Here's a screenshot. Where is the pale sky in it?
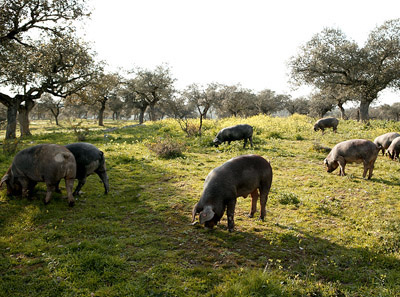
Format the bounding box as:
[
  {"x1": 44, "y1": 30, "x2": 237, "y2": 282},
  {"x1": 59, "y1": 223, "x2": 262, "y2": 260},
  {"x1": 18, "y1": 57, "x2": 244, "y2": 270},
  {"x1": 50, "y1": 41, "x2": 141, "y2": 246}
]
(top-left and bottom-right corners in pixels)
[{"x1": 81, "y1": 0, "x2": 400, "y2": 105}]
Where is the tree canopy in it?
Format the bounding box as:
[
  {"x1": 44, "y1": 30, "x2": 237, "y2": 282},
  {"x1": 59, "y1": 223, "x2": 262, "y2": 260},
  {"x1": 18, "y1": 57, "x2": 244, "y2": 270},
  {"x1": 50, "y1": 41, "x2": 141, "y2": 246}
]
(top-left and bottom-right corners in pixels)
[{"x1": 290, "y1": 19, "x2": 400, "y2": 121}]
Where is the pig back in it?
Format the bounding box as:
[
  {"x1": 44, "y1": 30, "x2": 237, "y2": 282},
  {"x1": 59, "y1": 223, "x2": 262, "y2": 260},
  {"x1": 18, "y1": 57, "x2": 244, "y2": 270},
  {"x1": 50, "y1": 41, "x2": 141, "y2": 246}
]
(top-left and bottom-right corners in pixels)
[
  {"x1": 330, "y1": 139, "x2": 379, "y2": 163},
  {"x1": 12, "y1": 144, "x2": 76, "y2": 183},
  {"x1": 374, "y1": 132, "x2": 400, "y2": 149},
  {"x1": 65, "y1": 142, "x2": 105, "y2": 179},
  {"x1": 204, "y1": 154, "x2": 272, "y2": 198},
  {"x1": 218, "y1": 124, "x2": 253, "y2": 141},
  {"x1": 316, "y1": 117, "x2": 338, "y2": 128}
]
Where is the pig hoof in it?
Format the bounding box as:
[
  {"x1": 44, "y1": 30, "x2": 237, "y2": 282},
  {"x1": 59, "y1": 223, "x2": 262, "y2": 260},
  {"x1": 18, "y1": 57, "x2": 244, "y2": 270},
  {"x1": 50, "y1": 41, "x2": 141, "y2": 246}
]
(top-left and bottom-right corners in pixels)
[
  {"x1": 68, "y1": 201, "x2": 75, "y2": 207},
  {"x1": 55, "y1": 189, "x2": 61, "y2": 194},
  {"x1": 44, "y1": 200, "x2": 50, "y2": 205},
  {"x1": 247, "y1": 214, "x2": 254, "y2": 218},
  {"x1": 228, "y1": 228, "x2": 234, "y2": 232}
]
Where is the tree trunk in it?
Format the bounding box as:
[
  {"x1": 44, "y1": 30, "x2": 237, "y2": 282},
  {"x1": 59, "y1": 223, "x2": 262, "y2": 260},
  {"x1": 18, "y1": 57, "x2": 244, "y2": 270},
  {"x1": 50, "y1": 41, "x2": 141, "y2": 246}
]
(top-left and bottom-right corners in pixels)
[
  {"x1": 337, "y1": 102, "x2": 347, "y2": 120},
  {"x1": 138, "y1": 106, "x2": 146, "y2": 124},
  {"x1": 6, "y1": 102, "x2": 19, "y2": 139},
  {"x1": 198, "y1": 114, "x2": 203, "y2": 136},
  {"x1": 98, "y1": 102, "x2": 106, "y2": 126},
  {"x1": 149, "y1": 103, "x2": 156, "y2": 121},
  {"x1": 18, "y1": 98, "x2": 36, "y2": 137},
  {"x1": 359, "y1": 101, "x2": 371, "y2": 122}
]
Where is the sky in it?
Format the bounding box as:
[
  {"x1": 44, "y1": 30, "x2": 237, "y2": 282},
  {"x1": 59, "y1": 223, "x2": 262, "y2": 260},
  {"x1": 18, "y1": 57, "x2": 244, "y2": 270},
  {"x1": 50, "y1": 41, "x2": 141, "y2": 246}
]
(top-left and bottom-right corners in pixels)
[{"x1": 80, "y1": 0, "x2": 400, "y2": 105}]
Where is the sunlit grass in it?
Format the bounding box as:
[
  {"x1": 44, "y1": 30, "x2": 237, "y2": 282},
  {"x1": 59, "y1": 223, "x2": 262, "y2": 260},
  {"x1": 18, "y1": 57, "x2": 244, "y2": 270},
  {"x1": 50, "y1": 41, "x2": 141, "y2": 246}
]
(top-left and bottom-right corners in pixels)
[{"x1": 1, "y1": 115, "x2": 400, "y2": 296}]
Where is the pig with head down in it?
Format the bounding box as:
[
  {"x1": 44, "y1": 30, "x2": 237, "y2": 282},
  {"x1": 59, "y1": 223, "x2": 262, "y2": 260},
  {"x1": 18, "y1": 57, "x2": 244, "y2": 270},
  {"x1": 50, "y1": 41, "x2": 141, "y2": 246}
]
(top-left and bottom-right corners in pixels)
[
  {"x1": 386, "y1": 136, "x2": 400, "y2": 161},
  {"x1": 213, "y1": 124, "x2": 253, "y2": 148},
  {"x1": 0, "y1": 144, "x2": 76, "y2": 206},
  {"x1": 191, "y1": 154, "x2": 273, "y2": 232},
  {"x1": 313, "y1": 117, "x2": 339, "y2": 134},
  {"x1": 373, "y1": 132, "x2": 400, "y2": 156},
  {"x1": 324, "y1": 139, "x2": 380, "y2": 179}
]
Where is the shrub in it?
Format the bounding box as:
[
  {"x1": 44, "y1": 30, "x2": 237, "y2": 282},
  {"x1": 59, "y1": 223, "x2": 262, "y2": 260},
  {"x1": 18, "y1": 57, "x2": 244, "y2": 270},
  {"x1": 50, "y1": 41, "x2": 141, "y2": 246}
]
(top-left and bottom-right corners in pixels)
[
  {"x1": 147, "y1": 137, "x2": 184, "y2": 159},
  {"x1": 267, "y1": 131, "x2": 283, "y2": 139},
  {"x1": 2, "y1": 138, "x2": 19, "y2": 155},
  {"x1": 277, "y1": 192, "x2": 300, "y2": 205}
]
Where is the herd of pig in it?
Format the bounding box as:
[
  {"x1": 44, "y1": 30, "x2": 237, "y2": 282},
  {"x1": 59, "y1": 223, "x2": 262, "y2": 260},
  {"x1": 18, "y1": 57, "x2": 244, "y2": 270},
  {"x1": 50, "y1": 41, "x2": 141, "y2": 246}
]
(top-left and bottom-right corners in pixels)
[
  {"x1": 1, "y1": 117, "x2": 400, "y2": 232},
  {"x1": 0, "y1": 143, "x2": 109, "y2": 207}
]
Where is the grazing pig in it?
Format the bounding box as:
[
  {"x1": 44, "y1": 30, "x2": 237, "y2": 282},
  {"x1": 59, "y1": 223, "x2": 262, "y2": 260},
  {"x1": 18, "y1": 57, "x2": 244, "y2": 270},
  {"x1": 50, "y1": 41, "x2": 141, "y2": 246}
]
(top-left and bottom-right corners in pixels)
[
  {"x1": 387, "y1": 136, "x2": 400, "y2": 160},
  {"x1": 191, "y1": 154, "x2": 273, "y2": 232},
  {"x1": 324, "y1": 139, "x2": 380, "y2": 179},
  {"x1": 64, "y1": 142, "x2": 109, "y2": 196},
  {"x1": 313, "y1": 117, "x2": 339, "y2": 134},
  {"x1": 213, "y1": 124, "x2": 253, "y2": 148},
  {"x1": 373, "y1": 132, "x2": 400, "y2": 155},
  {"x1": 0, "y1": 144, "x2": 76, "y2": 206}
]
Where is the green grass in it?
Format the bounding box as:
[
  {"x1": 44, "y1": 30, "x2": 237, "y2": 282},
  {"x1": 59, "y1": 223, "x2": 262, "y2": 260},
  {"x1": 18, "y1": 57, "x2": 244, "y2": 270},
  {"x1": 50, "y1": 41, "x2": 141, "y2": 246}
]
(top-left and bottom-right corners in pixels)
[{"x1": 1, "y1": 115, "x2": 400, "y2": 296}]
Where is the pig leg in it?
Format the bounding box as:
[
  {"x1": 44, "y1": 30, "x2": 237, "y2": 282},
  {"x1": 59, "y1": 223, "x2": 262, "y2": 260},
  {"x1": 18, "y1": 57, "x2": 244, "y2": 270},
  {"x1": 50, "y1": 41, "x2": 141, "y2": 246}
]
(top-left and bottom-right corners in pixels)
[
  {"x1": 96, "y1": 169, "x2": 110, "y2": 194},
  {"x1": 65, "y1": 178, "x2": 75, "y2": 207},
  {"x1": 337, "y1": 158, "x2": 346, "y2": 176},
  {"x1": 367, "y1": 161, "x2": 375, "y2": 179},
  {"x1": 27, "y1": 180, "x2": 37, "y2": 198},
  {"x1": 226, "y1": 198, "x2": 237, "y2": 232},
  {"x1": 259, "y1": 185, "x2": 271, "y2": 221},
  {"x1": 44, "y1": 183, "x2": 56, "y2": 205},
  {"x1": 248, "y1": 189, "x2": 259, "y2": 218},
  {"x1": 249, "y1": 136, "x2": 253, "y2": 147},
  {"x1": 54, "y1": 181, "x2": 61, "y2": 194},
  {"x1": 72, "y1": 178, "x2": 86, "y2": 196},
  {"x1": 19, "y1": 178, "x2": 30, "y2": 199},
  {"x1": 243, "y1": 138, "x2": 247, "y2": 148}
]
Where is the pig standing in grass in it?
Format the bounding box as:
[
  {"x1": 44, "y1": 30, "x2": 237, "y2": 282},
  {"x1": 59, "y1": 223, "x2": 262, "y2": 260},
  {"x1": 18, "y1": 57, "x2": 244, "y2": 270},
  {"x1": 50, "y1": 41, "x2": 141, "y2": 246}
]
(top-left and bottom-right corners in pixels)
[
  {"x1": 324, "y1": 139, "x2": 380, "y2": 179},
  {"x1": 387, "y1": 136, "x2": 400, "y2": 160},
  {"x1": 373, "y1": 132, "x2": 400, "y2": 155},
  {"x1": 313, "y1": 117, "x2": 339, "y2": 134},
  {"x1": 0, "y1": 144, "x2": 76, "y2": 206},
  {"x1": 64, "y1": 142, "x2": 109, "y2": 196},
  {"x1": 191, "y1": 154, "x2": 272, "y2": 232},
  {"x1": 213, "y1": 124, "x2": 253, "y2": 148}
]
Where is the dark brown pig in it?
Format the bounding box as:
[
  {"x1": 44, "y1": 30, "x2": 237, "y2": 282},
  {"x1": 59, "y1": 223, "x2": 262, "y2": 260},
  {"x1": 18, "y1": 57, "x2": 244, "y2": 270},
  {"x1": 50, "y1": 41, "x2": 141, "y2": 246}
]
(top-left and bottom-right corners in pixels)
[
  {"x1": 213, "y1": 124, "x2": 253, "y2": 148},
  {"x1": 65, "y1": 142, "x2": 109, "y2": 196},
  {"x1": 0, "y1": 144, "x2": 76, "y2": 206},
  {"x1": 387, "y1": 136, "x2": 400, "y2": 160},
  {"x1": 313, "y1": 117, "x2": 339, "y2": 134},
  {"x1": 191, "y1": 154, "x2": 273, "y2": 232},
  {"x1": 324, "y1": 139, "x2": 380, "y2": 179},
  {"x1": 373, "y1": 132, "x2": 400, "y2": 155}
]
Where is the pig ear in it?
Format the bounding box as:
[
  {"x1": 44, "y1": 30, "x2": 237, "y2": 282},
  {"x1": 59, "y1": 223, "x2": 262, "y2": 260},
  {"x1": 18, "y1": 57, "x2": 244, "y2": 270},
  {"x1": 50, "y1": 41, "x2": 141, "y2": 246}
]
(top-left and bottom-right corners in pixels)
[
  {"x1": 0, "y1": 174, "x2": 9, "y2": 188},
  {"x1": 199, "y1": 206, "x2": 215, "y2": 224}
]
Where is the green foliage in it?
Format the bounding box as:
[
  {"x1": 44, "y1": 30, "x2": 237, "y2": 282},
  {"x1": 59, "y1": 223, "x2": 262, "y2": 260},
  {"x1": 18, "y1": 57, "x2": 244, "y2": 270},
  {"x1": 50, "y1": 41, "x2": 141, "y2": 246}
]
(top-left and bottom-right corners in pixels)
[
  {"x1": 1, "y1": 116, "x2": 400, "y2": 297},
  {"x1": 146, "y1": 136, "x2": 184, "y2": 159},
  {"x1": 277, "y1": 192, "x2": 301, "y2": 205}
]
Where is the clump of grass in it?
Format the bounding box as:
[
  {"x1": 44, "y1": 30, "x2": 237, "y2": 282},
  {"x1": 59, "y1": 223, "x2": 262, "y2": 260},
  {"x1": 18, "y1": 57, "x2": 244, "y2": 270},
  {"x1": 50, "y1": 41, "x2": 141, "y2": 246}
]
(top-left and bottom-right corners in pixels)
[
  {"x1": 2, "y1": 138, "x2": 19, "y2": 155},
  {"x1": 311, "y1": 142, "x2": 331, "y2": 154},
  {"x1": 277, "y1": 192, "x2": 300, "y2": 205},
  {"x1": 294, "y1": 134, "x2": 304, "y2": 141},
  {"x1": 69, "y1": 120, "x2": 89, "y2": 141},
  {"x1": 267, "y1": 131, "x2": 283, "y2": 139},
  {"x1": 147, "y1": 137, "x2": 184, "y2": 159}
]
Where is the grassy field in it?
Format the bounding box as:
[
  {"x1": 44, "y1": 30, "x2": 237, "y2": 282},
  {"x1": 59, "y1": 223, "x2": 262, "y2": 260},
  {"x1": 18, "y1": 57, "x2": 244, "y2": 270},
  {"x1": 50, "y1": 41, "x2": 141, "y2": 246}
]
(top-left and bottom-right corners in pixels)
[{"x1": 1, "y1": 115, "x2": 400, "y2": 297}]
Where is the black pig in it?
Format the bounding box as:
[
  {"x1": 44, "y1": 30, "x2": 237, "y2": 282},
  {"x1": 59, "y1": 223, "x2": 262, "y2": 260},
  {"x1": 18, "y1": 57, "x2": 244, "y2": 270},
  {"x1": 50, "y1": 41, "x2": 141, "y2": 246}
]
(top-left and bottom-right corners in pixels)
[
  {"x1": 314, "y1": 117, "x2": 339, "y2": 134},
  {"x1": 191, "y1": 154, "x2": 273, "y2": 232},
  {"x1": 64, "y1": 142, "x2": 109, "y2": 196},
  {"x1": 213, "y1": 124, "x2": 253, "y2": 148}
]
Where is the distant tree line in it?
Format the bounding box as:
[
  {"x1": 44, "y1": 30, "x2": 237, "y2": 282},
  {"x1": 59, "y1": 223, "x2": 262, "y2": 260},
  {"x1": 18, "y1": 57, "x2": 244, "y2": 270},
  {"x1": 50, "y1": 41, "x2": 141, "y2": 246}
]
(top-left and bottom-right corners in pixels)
[{"x1": 1, "y1": 2, "x2": 400, "y2": 140}]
